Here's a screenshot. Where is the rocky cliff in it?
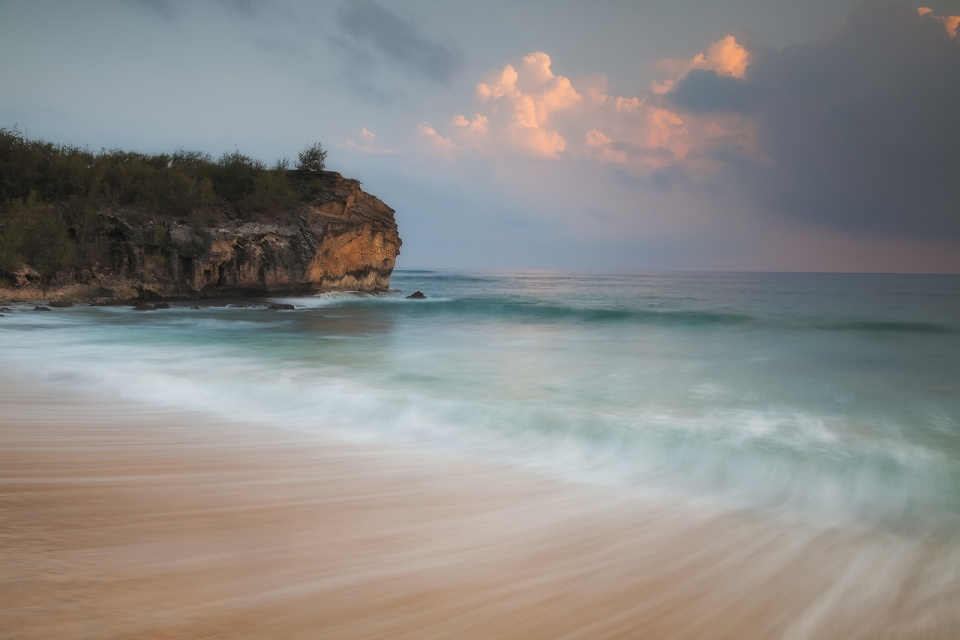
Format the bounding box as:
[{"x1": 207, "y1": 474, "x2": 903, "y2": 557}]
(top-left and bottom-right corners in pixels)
[{"x1": 0, "y1": 171, "x2": 401, "y2": 303}]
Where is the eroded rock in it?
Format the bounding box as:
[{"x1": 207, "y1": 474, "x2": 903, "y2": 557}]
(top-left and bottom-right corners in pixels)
[{"x1": 0, "y1": 172, "x2": 401, "y2": 305}]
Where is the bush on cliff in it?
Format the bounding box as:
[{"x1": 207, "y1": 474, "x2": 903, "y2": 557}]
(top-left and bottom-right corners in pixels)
[
  {"x1": 0, "y1": 127, "x2": 331, "y2": 279},
  {"x1": 0, "y1": 196, "x2": 72, "y2": 275},
  {"x1": 297, "y1": 142, "x2": 327, "y2": 172}
]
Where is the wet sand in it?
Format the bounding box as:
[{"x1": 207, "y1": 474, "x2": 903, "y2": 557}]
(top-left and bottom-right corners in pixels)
[{"x1": 2, "y1": 378, "x2": 959, "y2": 639}]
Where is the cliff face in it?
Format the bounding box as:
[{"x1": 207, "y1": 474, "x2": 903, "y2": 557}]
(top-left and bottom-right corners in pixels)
[{"x1": 1, "y1": 172, "x2": 401, "y2": 303}]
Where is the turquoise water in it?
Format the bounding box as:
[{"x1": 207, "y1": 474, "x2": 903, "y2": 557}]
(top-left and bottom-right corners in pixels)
[{"x1": 2, "y1": 271, "x2": 959, "y2": 535}]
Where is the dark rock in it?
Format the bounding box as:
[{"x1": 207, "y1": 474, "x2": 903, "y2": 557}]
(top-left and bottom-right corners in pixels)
[
  {"x1": 267, "y1": 303, "x2": 296, "y2": 310},
  {"x1": 49, "y1": 301, "x2": 73, "y2": 308},
  {"x1": 0, "y1": 307, "x2": 10, "y2": 312},
  {"x1": 132, "y1": 303, "x2": 157, "y2": 311},
  {"x1": 406, "y1": 290, "x2": 426, "y2": 299},
  {"x1": 33, "y1": 306, "x2": 51, "y2": 311},
  {"x1": 155, "y1": 302, "x2": 170, "y2": 309},
  {"x1": 191, "y1": 306, "x2": 201, "y2": 310}
]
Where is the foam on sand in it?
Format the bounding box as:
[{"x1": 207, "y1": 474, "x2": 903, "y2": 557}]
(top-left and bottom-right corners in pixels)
[{"x1": 2, "y1": 376, "x2": 958, "y2": 639}]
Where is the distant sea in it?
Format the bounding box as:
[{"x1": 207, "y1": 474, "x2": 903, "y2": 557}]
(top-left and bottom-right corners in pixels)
[{"x1": 2, "y1": 271, "x2": 959, "y2": 538}]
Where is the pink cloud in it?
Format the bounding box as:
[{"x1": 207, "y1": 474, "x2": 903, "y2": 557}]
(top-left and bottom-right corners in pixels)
[
  {"x1": 417, "y1": 123, "x2": 455, "y2": 157},
  {"x1": 917, "y1": 8, "x2": 960, "y2": 38},
  {"x1": 651, "y1": 35, "x2": 750, "y2": 94},
  {"x1": 345, "y1": 128, "x2": 396, "y2": 154},
  {"x1": 944, "y1": 15, "x2": 960, "y2": 38},
  {"x1": 418, "y1": 46, "x2": 746, "y2": 171},
  {"x1": 471, "y1": 52, "x2": 582, "y2": 158}
]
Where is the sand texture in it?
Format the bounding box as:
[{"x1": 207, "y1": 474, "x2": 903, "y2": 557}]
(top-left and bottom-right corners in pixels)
[{"x1": 2, "y1": 379, "x2": 959, "y2": 639}]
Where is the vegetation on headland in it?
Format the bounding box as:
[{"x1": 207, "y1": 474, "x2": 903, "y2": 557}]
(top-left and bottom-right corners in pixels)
[{"x1": 0, "y1": 126, "x2": 330, "y2": 279}]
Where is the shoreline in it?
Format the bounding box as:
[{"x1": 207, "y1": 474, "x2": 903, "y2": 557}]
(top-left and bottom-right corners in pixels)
[
  {"x1": 0, "y1": 286, "x2": 399, "y2": 307},
  {"x1": 2, "y1": 377, "x2": 959, "y2": 638}
]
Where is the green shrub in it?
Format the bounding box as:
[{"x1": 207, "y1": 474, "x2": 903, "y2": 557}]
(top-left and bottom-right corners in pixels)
[
  {"x1": 297, "y1": 142, "x2": 327, "y2": 172},
  {"x1": 0, "y1": 127, "x2": 331, "y2": 276},
  {"x1": 0, "y1": 196, "x2": 72, "y2": 275}
]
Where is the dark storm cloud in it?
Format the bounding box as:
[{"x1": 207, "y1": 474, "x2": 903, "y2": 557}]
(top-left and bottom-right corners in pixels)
[
  {"x1": 739, "y1": 1, "x2": 960, "y2": 237},
  {"x1": 335, "y1": 0, "x2": 464, "y2": 86},
  {"x1": 667, "y1": 70, "x2": 771, "y2": 114}
]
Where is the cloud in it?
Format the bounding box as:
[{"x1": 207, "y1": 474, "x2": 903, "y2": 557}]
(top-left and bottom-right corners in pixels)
[
  {"x1": 471, "y1": 52, "x2": 581, "y2": 158},
  {"x1": 417, "y1": 123, "x2": 455, "y2": 157},
  {"x1": 701, "y1": 35, "x2": 750, "y2": 78},
  {"x1": 943, "y1": 15, "x2": 960, "y2": 38},
  {"x1": 415, "y1": 1, "x2": 959, "y2": 242},
  {"x1": 335, "y1": 0, "x2": 464, "y2": 86},
  {"x1": 667, "y1": 70, "x2": 771, "y2": 114},
  {"x1": 345, "y1": 128, "x2": 395, "y2": 154},
  {"x1": 737, "y1": 0, "x2": 960, "y2": 237},
  {"x1": 651, "y1": 35, "x2": 750, "y2": 93},
  {"x1": 418, "y1": 43, "x2": 744, "y2": 167}
]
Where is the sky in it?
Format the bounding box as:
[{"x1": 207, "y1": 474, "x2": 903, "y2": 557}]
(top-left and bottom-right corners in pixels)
[{"x1": 1, "y1": 0, "x2": 959, "y2": 272}]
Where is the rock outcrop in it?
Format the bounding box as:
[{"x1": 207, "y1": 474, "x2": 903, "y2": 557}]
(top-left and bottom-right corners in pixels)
[{"x1": 0, "y1": 171, "x2": 401, "y2": 303}]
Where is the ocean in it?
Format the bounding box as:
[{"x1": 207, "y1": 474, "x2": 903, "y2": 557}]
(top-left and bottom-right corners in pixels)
[{"x1": 2, "y1": 270, "x2": 959, "y2": 539}]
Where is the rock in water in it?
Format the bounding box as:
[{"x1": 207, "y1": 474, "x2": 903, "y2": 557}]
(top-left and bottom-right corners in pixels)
[
  {"x1": 132, "y1": 303, "x2": 157, "y2": 311},
  {"x1": 406, "y1": 291, "x2": 426, "y2": 299},
  {"x1": 33, "y1": 306, "x2": 51, "y2": 311},
  {"x1": 267, "y1": 303, "x2": 296, "y2": 310}
]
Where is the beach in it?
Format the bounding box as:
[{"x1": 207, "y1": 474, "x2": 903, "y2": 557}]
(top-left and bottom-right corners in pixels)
[{"x1": 3, "y1": 376, "x2": 959, "y2": 639}]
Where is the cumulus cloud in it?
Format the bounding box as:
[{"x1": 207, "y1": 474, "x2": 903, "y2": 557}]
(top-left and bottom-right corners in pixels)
[
  {"x1": 943, "y1": 15, "x2": 960, "y2": 37},
  {"x1": 471, "y1": 52, "x2": 581, "y2": 158},
  {"x1": 651, "y1": 35, "x2": 750, "y2": 93},
  {"x1": 345, "y1": 128, "x2": 395, "y2": 154},
  {"x1": 917, "y1": 6, "x2": 960, "y2": 37},
  {"x1": 417, "y1": 123, "x2": 455, "y2": 157},
  {"x1": 335, "y1": 0, "x2": 464, "y2": 86},
  {"x1": 417, "y1": 1, "x2": 959, "y2": 241},
  {"x1": 417, "y1": 40, "x2": 747, "y2": 168}
]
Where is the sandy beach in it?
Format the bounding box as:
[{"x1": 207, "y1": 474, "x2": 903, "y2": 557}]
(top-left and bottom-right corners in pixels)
[{"x1": 2, "y1": 377, "x2": 959, "y2": 639}]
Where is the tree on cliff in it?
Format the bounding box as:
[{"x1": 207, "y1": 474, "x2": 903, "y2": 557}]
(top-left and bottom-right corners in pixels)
[{"x1": 297, "y1": 142, "x2": 327, "y2": 172}]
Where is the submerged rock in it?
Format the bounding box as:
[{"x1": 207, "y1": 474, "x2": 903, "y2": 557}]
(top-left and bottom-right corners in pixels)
[
  {"x1": 155, "y1": 302, "x2": 170, "y2": 309},
  {"x1": 49, "y1": 301, "x2": 73, "y2": 308},
  {"x1": 267, "y1": 303, "x2": 296, "y2": 310},
  {"x1": 406, "y1": 290, "x2": 426, "y2": 299},
  {"x1": 132, "y1": 303, "x2": 157, "y2": 311},
  {"x1": 33, "y1": 306, "x2": 51, "y2": 311}
]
